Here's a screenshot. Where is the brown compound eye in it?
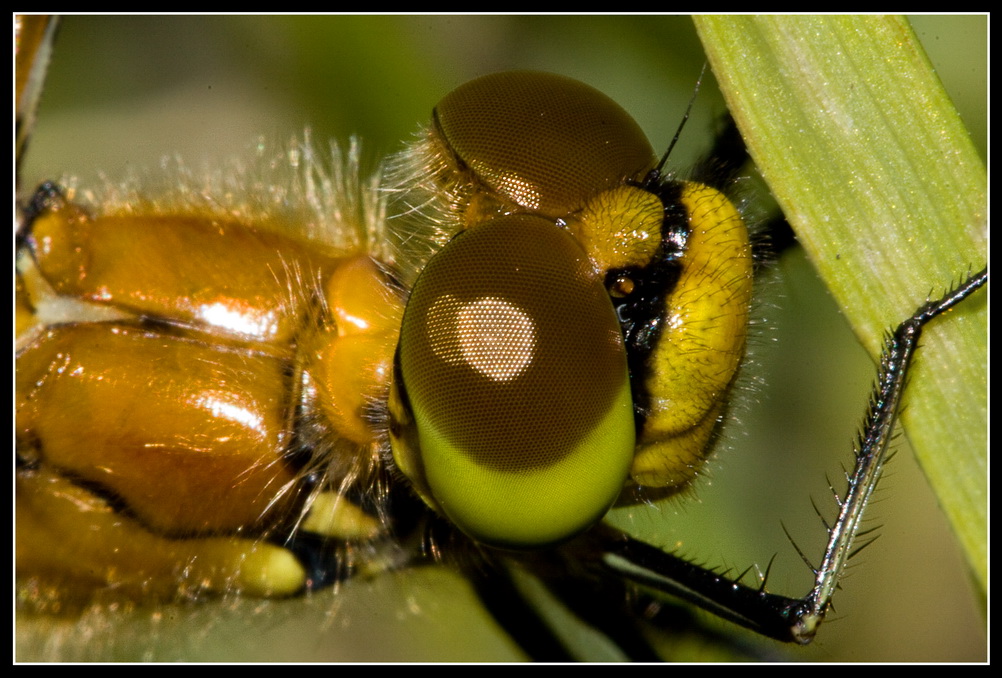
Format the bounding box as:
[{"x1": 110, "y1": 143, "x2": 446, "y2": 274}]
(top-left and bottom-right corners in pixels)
[
  {"x1": 390, "y1": 214, "x2": 634, "y2": 549},
  {"x1": 388, "y1": 70, "x2": 756, "y2": 549},
  {"x1": 432, "y1": 71, "x2": 657, "y2": 220}
]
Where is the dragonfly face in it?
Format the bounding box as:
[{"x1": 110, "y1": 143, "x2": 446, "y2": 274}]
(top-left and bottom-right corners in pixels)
[{"x1": 17, "y1": 16, "x2": 986, "y2": 661}]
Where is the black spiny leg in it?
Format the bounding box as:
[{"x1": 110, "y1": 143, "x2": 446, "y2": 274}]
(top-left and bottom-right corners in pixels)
[{"x1": 589, "y1": 267, "x2": 986, "y2": 644}]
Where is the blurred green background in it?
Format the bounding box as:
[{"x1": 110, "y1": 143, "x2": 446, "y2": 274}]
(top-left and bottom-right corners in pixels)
[{"x1": 18, "y1": 15, "x2": 986, "y2": 662}]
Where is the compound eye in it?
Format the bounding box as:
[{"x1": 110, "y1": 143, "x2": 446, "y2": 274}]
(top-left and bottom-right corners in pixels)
[
  {"x1": 393, "y1": 215, "x2": 635, "y2": 548},
  {"x1": 434, "y1": 71, "x2": 656, "y2": 218}
]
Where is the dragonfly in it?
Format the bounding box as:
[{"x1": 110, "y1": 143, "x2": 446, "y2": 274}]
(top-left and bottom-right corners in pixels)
[{"x1": 16, "y1": 16, "x2": 986, "y2": 662}]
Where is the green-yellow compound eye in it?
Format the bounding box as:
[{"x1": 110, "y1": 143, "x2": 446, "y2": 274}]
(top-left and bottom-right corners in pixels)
[{"x1": 390, "y1": 215, "x2": 634, "y2": 549}]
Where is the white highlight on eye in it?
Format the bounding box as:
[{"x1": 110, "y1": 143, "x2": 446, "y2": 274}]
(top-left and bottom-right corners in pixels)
[
  {"x1": 198, "y1": 302, "x2": 279, "y2": 338},
  {"x1": 427, "y1": 295, "x2": 536, "y2": 381},
  {"x1": 493, "y1": 171, "x2": 541, "y2": 210}
]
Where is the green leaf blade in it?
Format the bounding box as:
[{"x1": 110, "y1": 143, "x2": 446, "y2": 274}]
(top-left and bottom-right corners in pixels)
[{"x1": 694, "y1": 15, "x2": 987, "y2": 590}]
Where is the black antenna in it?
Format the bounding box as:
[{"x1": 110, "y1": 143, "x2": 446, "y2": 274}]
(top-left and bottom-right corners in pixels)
[{"x1": 651, "y1": 62, "x2": 709, "y2": 179}]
